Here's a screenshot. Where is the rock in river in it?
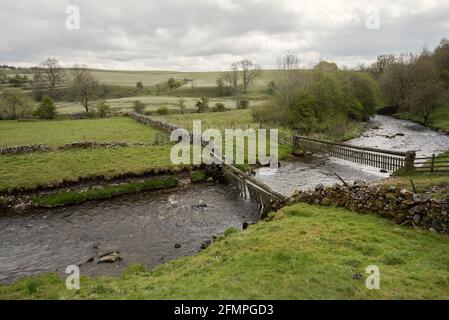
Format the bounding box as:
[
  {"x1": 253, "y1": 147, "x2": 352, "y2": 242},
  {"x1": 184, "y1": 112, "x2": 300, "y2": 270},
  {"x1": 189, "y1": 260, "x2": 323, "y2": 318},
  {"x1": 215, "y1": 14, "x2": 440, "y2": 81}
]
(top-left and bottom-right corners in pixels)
[{"x1": 98, "y1": 252, "x2": 122, "y2": 264}]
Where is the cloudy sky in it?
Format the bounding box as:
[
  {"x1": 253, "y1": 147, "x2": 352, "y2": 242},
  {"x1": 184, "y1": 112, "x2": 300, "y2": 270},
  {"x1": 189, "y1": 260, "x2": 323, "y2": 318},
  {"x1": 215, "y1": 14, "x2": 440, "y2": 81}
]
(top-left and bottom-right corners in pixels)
[{"x1": 1, "y1": 0, "x2": 448, "y2": 71}]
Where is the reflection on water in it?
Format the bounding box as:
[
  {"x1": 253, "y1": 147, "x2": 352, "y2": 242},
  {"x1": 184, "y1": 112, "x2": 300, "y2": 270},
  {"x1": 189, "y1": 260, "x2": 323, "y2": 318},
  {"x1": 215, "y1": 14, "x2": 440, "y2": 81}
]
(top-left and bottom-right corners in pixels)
[
  {"x1": 256, "y1": 115, "x2": 449, "y2": 196},
  {"x1": 0, "y1": 184, "x2": 258, "y2": 283}
]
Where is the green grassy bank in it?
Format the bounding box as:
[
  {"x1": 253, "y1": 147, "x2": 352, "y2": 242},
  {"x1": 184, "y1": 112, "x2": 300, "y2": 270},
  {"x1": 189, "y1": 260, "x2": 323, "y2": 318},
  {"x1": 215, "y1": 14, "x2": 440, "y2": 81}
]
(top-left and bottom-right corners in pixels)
[
  {"x1": 1, "y1": 203, "x2": 447, "y2": 300},
  {"x1": 31, "y1": 177, "x2": 180, "y2": 207},
  {"x1": 0, "y1": 145, "x2": 181, "y2": 192}
]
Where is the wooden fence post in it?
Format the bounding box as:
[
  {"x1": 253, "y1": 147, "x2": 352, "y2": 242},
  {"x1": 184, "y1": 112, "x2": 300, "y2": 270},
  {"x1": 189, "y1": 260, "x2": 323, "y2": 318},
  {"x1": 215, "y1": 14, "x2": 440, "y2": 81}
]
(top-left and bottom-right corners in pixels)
[
  {"x1": 404, "y1": 151, "x2": 416, "y2": 172},
  {"x1": 431, "y1": 154, "x2": 436, "y2": 173}
]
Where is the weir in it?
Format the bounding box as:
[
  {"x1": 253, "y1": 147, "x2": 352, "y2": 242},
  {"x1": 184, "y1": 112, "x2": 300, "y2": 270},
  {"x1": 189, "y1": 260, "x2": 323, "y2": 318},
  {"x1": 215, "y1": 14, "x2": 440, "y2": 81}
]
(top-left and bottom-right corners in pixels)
[
  {"x1": 129, "y1": 112, "x2": 286, "y2": 215},
  {"x1": 293, "y1": 135, "x2": 416, "y2": 172}
]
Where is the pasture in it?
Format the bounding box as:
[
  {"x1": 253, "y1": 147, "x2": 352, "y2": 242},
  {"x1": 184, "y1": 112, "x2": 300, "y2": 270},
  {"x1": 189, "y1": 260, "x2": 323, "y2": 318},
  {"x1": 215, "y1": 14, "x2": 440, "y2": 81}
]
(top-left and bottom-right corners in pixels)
[
  {"x1": 0, "y1": 117, "x2": 159, "y2": 147},
  {"x1": 0, "y1": 145, "x2": 179, "y2": 191},
  {"x1": 55, "y1": 96, "x2": 264, "y2": 115}
]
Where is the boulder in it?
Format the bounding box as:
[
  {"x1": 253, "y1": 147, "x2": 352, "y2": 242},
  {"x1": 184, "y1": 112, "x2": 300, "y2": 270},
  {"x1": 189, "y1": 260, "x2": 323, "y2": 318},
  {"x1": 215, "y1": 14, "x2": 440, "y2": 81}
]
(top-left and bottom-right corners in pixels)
[{"x1": 98, "y1": 252, "x2": 122, "y2": 264}]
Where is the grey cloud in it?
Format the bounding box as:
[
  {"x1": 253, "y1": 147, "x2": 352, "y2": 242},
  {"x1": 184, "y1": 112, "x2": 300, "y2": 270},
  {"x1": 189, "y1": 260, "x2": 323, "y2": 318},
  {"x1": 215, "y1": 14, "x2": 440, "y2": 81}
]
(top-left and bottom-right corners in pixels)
[{"x1": 0, "y1": 0, "x2": 448, "y2": 70}]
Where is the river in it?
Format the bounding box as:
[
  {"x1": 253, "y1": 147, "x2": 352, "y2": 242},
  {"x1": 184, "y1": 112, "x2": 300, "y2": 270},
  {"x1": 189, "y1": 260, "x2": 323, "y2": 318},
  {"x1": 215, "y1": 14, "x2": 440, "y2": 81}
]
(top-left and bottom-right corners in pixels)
[
  {"x1": 0, "y1": 184, "x2": 258, "y2": 283},
  {"x1": 2, "y1": 115, "x2": 449, "y2": 283},
  {"x1": 256, "y1": 115, "x2": 449, "y2": 196}
]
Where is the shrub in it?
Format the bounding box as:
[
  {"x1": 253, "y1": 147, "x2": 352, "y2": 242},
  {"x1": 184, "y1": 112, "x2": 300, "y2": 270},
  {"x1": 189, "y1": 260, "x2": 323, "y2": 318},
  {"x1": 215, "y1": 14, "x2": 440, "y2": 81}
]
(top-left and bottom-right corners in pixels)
[
  {"x1": 196, "y1": 97, "x2": 210, "y2": 113},
  {"x1": 236, "y1": 99, "x2": 249, "y2": 109},
  {"x1": 133, "y1": 100, "x2": 145, "y2": 114},
  {"x1": 95, "y1": 101, "x2": 111, "y2": 118},
  {"x1": 136, "y1": 81, "x2": 144, "y2": 90},
  {"x1": 157, "y1": 106, "x2": 169, "y2": 115},
  {"x1": 34, "y1": 95, "x2": 57, "y2": 119},
  {"x1": 215, "y1": 102, "x2": 226, "y2": 112}
]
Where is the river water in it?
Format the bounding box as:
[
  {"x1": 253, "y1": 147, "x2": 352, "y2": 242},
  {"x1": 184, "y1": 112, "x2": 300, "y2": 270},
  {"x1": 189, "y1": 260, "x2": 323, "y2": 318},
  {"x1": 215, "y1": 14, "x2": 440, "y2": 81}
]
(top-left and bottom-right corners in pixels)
[
  {"x1": 0, "y1": 184, "x2": 258, "y2": 283},
  {"x1": 256, "y1": 115, "x2": 449, "y2": 196},
  {"x1": 2, "y1": 115, "x2": 449, "y2": 283}
]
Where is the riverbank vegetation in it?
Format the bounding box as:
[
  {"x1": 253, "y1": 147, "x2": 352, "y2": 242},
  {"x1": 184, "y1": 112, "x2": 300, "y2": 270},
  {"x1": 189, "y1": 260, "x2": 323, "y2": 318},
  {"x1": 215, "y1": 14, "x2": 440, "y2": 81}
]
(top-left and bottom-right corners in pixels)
[
  {"x1": 31, "y1": 177, "x2": 179, "y2": 207},
  {"x1": 252, "y1": 55, "x2": 381, "y2": 141},
  {"x1": 362, "y1": 38, "x2": 449, "y2": 129},
  {"x1": 1, "y1": 203, "x2": 447, "y2": 299}
]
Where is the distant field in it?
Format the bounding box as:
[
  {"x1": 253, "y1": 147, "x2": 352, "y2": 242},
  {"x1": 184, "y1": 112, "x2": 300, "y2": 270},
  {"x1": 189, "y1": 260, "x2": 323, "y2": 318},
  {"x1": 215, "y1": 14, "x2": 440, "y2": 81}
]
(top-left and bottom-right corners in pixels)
[
  {"x1": 90, "y1": 69, "x2": 279, "y2": 90},
  {"x1": 0, "y1": 145, "x2": 179, "y2": 191},
  {"x1": 55, "y1": 96, "x2": 264, "y2": 115},
  {"x1": 0, "y1": 117, "x2": 158, "y2": 147}
]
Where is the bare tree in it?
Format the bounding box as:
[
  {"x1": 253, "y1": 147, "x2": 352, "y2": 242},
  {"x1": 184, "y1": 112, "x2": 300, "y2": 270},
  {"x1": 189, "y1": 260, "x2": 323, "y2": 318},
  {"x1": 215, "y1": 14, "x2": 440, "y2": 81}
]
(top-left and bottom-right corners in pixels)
[
  {"x1": 71, "y1": 64, "x2": 99, "y2": 113},
  {"x1": 404, "y1": 53, "x2": 446, "y2": 124},
  {"x1": 276, "y1": 52, "x2": 312, "y2": 107},
  {"x1": 379, "y1": 53, "x2": 418, "y2": 108},
  {"x1": 33, "y1": 58, "x2": 66, "y2": 95},
  {"x1": 239, "y1": 59, "x2": 262, "y2": 94}
]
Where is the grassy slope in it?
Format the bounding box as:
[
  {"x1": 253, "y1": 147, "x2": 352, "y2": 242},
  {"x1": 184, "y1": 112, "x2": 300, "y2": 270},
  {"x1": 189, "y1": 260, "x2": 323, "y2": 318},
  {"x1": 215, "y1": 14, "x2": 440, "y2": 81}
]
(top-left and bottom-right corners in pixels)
[
  {"x1": 1, "y1": 203, "x2": 447, "y2": 300},
  {"x1": 0, "y1": 145, "x2": 181, "y2": 191},
  {"x1": 396, "y1": 106, "x2": 449, "y2": 133},
  {"x1": 0, "y1": 117, "x2": 159, "y2": 147}
]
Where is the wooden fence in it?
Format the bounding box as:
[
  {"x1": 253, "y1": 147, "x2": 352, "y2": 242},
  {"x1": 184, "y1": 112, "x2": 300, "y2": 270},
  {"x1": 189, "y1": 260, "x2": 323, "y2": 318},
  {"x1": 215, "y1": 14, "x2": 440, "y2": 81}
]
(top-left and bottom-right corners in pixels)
[
  {"x1": 294, "y1": 135, "x2": 416, "y2": 172},
  {"x1": 414, "y1": 154, "x2": 449, "y2": 173}
]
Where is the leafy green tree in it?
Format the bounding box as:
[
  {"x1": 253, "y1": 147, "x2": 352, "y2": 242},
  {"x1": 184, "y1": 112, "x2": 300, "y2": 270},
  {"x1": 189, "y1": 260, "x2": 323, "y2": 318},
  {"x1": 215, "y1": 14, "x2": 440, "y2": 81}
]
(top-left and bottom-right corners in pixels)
[
  {"x1": 347, "y1": 72, "x2": 380, "y2": 118},
  {"x1": 0, "y1": 88, "x2": 35, "y2": 119},
  {"x1": 34, "y1": 95, "x2": 57, "y2": 119},
  {"x1": 314, "y1": 61, "x2": 338, "y2": 72}
]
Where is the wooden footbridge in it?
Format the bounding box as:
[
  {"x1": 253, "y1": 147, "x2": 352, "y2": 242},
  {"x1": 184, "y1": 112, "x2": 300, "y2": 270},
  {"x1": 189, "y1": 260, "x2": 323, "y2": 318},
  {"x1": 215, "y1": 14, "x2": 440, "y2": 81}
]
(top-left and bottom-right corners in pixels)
[
  {"x1": 293, "y1": 135, "x2": 416, "y2": 172},
  {"x1": 129, "y1": 113, "x2": 286, "y2": 216}
]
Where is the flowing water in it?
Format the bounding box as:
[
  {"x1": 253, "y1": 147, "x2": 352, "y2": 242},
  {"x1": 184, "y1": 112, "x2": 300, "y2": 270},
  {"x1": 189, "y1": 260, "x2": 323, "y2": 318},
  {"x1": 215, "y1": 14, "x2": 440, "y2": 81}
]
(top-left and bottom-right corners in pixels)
[
  {"x1": 256, "y1": 115, "x2": 449, "y2": 196},
  {"x1": 2, "y1": 115, "x2": 449, "y2": 283},
  {"x1": 0, "y1": 184, "x2": 258, "y2": 283}
]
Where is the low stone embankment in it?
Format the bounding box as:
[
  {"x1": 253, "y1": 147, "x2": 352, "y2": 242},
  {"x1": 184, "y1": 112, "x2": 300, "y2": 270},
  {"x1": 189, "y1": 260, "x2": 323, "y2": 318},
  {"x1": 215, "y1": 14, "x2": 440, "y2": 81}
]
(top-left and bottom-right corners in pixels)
[
  {"x1": 291, "y1": 181, "x2": 449, "y2": 234},
  {"x1": 0, "y1": 141, "x2": 148, "y2": 156}
]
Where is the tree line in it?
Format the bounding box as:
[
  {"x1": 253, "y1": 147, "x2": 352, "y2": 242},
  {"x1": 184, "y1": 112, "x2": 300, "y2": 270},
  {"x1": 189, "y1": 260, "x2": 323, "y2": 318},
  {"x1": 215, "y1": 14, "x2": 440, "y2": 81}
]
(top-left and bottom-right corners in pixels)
[
  {"x1": 359, "y1": 38, "x2": 449, "y2": 125},
  {"x1": 253, "y1": 53, "x2": 381, "y2": 138}
]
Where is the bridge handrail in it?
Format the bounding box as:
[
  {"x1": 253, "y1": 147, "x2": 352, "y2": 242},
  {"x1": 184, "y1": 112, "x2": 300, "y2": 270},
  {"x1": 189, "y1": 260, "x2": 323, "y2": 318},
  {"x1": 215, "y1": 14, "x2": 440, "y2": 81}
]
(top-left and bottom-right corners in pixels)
[{"x1": 294, "y1": 135, "x2": 408, "y2": 157}]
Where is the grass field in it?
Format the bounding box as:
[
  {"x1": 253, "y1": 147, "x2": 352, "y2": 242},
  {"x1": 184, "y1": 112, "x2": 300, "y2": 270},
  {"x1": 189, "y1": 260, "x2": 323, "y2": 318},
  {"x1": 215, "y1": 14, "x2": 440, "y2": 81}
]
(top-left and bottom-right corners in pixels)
[
  {"x1": 0, "y1": 117, "x2": 159, "y2": 147},
  {"x1": 55, "y1": 96, "x2": 264, "y2": 115},
  {"x1": 89, "y1": 69, "x2": 279, "y2": 90},
  {"x1": 1, "y1": 203, "x2": 447, "y2": 300},
  {"x1": 0, "y1": 145, "x2": 181, "y2": 191}
]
